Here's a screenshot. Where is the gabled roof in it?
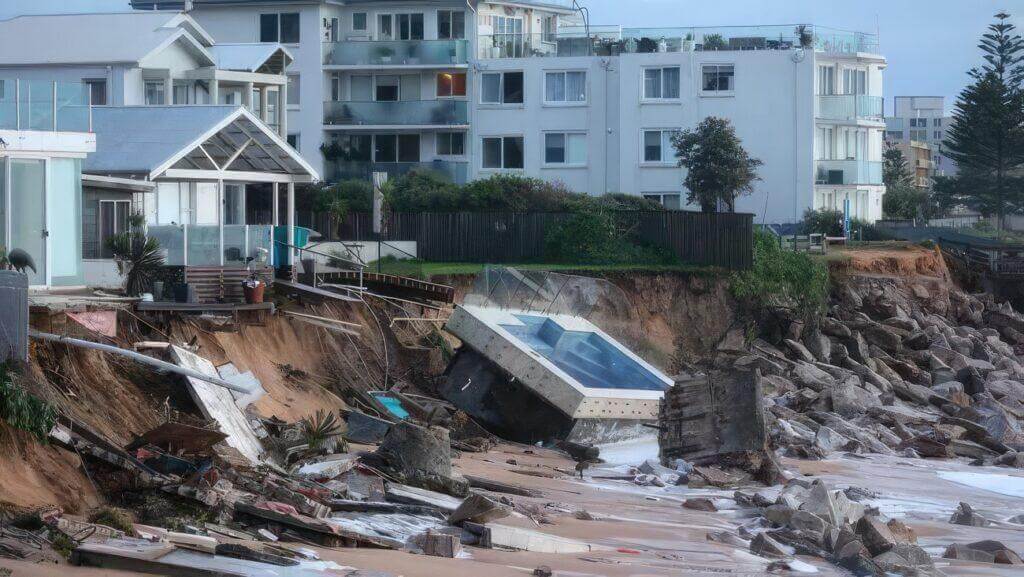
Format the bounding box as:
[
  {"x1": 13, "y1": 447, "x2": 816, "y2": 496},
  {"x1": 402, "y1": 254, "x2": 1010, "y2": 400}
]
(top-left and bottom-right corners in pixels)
[
  {"x1": 85, "y1": 105, "x2": 318, "y2": 182},
  {"x1": 209, "y1": 44, "x2": 293, "y2": 74},
  {"x1": 0, "y1": 12, "x2": 214, "y2": 66}
]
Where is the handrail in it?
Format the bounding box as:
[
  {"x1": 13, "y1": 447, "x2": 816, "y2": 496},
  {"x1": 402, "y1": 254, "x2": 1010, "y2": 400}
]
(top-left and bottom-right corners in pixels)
[{"x1": 273, "y1": 239, "x2": 365, "y2": 269}]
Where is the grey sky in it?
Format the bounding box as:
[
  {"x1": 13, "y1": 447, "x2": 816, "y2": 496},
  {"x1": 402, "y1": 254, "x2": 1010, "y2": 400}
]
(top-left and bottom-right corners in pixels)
[{"x1": 3, "y1": 0, "x2": 1016, "y2": 114}]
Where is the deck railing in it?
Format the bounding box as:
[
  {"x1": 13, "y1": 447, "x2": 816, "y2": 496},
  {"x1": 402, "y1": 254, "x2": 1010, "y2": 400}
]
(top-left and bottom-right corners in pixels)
[{"x1": 0, "y1": 79, "x2": 92, "y2": 132}]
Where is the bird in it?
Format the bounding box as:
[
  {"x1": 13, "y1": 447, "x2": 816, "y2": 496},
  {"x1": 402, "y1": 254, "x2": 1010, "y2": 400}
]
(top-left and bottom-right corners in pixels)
[{"x1": 6, "y1": 248, "x2": 36, "y2": 275}]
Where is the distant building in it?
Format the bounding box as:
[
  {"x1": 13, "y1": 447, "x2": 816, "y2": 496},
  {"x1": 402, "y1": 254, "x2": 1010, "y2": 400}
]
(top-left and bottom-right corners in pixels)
[
  {"x1": 885, "y1": 96, "x2": 956, "y2": 177},
  {"x1": 897, "y1": 140, "x2": 933, "y2": 188}
]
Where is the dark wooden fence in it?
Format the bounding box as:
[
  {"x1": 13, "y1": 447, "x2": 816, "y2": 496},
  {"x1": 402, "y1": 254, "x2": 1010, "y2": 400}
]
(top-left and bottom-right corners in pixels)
[{"x1": 319, "y1": 210, "x2": 753, "y2": 269}]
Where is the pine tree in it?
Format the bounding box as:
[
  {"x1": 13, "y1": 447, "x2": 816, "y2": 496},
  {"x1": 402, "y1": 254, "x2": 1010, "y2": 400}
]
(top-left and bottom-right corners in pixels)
[
  {"x1": 672, "y1": 117, "x2": 762, "y2": 212},
  {"x1": 883, "y1": 141, "x2": 914, "y2": 189},
  {"x1": 942, "y1": 12, "x2": 1024, "y2": 229}
]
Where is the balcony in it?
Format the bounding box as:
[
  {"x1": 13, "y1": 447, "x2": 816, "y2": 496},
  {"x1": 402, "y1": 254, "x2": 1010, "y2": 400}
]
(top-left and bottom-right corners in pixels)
[
  {"x1": 816, "y1": 95, "x2": 884, "y2": 122},
  {"x1": 323, "y1": 100, "x2": 468, "y2": 127},
  {"x1": 477, "y1": 25, "x2": 879, "y2": 59},
  {"x1": 0, "y1": 79, "x2": 91, "y2": 132},
  {"x1": 323, "y1": 40, "x2": 468, "y2": 67},
  {"x1": 326, "y1": 160, "x2": 468, "y2": 184},
  {"x1": 815, "y1": 160, "x2": 883, "y2": 186},
  {"x1": 146, "y1": 224, "x2": 276, "y2": 267}
]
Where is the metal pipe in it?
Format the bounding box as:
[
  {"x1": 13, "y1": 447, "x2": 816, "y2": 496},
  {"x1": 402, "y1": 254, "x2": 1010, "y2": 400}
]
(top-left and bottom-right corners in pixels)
[{"x1": 29, "y1": 330, "x2": 252, "y2": 394}]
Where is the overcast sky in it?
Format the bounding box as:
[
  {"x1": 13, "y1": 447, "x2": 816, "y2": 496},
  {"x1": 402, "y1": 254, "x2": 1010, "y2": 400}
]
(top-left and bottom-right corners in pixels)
[{"x1": 3, "y1": 0, "x2": 1016, "y2": 114}]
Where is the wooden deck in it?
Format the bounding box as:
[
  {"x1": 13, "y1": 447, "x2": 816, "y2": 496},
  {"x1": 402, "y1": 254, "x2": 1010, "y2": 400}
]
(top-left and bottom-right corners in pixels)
[
  {"x1": 184, "y1": 266, "x2": 274, "y2": 303},
  {"x1": 316, "y1": 270, "x2": 455, "y2": 304}
]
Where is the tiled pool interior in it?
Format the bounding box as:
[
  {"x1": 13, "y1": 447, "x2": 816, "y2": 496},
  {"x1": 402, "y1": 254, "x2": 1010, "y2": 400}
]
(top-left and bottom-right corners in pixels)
[{"x1": 499, "y1": 314, "x2": 669, "y2": 391}]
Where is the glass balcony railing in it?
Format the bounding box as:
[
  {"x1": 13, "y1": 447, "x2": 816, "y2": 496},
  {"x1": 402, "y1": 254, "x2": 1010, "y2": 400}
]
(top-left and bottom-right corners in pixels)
[
  {"x1": 478, "y1": 24, "x2": 878, "y2": 59},
  {"x1": 816, "y1": 95, "x2": 884, "y2": 121},
  {"x1": 0, "y1": 79, "x2": 91, "y2": 132},
  {"x1": 146, "y1": 224, "x2": 275, "y2": 267},
  {"x1": 326, "y1": 160, "x2": 468, "y2": 184},
  {"x1": 815, "y1": 160, "x2": 883, "y2": 186},
  {"x1": 323, "y1": 39, "x2": 468, "y2": 66},
  {"x1": 885, "y1": 117, "x2": 905, "y2": 131},
  {"x1": 323, "y1": 100, "x2": 468, "y2": 126}
]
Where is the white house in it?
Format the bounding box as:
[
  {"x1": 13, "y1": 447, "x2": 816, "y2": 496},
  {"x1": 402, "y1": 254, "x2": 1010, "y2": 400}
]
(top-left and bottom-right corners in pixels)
[
  {"x1": 1, "y1": 79, "x2": 96, "y2": 288},
  {"x1": 129, "y1": 2, "x2": 885, "y2": 224}
]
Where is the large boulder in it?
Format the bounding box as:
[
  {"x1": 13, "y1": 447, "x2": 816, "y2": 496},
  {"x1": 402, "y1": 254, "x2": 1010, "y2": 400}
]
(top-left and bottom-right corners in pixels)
[{"x1": 791, "y1": 362, "x2": 836, "y2": 392}]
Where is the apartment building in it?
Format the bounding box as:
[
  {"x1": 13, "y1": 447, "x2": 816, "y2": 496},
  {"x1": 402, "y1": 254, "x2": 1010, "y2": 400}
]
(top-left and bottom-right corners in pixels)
[
  {"x1": 131, "y1": 1, "x2": 886, "y2": 224},
  {"x1": 885, "y1": 96, "x2": 956, "y2": 177}
]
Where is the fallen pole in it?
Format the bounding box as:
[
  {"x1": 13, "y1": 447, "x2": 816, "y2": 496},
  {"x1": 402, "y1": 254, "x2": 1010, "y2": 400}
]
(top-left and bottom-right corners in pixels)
[{"x1": 29, "y1": 330, "x2": 252, "y2": 394}]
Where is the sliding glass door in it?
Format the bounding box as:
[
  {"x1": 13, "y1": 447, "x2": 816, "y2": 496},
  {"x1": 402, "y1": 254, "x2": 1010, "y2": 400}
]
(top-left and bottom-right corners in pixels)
[{"x1": 9, "y1": 158, "x2": 46, "y2": 286}]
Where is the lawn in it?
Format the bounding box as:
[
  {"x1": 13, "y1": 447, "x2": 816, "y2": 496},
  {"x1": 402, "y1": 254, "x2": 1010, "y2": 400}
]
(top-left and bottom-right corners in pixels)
[{"x1": 365, "y1": 258, "x2": 723, "y2": 280}]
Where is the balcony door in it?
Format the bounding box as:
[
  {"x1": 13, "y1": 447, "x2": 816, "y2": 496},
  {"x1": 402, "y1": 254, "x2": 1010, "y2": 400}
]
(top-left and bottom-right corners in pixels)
[
  {"x1": 8, "y1": 158, "x2": 47, "y2": 286},
  {"x1": 377, "y1": 13, "x2": 424, "y2": 41}
]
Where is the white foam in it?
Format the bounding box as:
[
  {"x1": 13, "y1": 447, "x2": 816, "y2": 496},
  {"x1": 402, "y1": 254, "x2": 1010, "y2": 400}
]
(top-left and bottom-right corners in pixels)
[
  {"x1": 937, "y1": 471, "x2": 1024, "y2": 498},
  {"x1": 597, "y1": 436, "x2": 659, "y2": 466}
]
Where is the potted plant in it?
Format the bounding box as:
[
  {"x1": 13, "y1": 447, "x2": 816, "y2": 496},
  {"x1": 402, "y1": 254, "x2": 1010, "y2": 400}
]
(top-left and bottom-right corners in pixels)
[
  {"x1": 106, "y1": 213, "x2": 164, "y2": 296},
  {"x1": 682, "y1": 32, "x2": 695, "y2": 52},
  {"x1": 797, "y1": 25, "x2": 814, "y2": 48},
  {"x1": 702, "y1": 33, "x2": 726, "y2": 51},
  {"x1": 242, "y1": 271, "x2": 264, "y2": 304}
]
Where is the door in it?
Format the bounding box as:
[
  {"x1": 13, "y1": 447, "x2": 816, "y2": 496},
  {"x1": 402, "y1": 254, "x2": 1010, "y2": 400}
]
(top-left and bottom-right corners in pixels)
[{"x1": 9, "y1": 158, "x2": 47, "y2": 286}]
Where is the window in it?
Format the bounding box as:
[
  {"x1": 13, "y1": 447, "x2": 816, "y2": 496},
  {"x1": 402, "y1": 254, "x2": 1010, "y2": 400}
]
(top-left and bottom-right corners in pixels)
[
  {"x1": 437, "y1": 72, "x2": 466, "y2": 97},
  {"x1": 490, "y1": 16, "x2": 525, "y2": 57},
  {"x1": 482, "y1": 136, "x2": 524, "y2": 169},
  {"x1": 933, "y1": 118, "x2": 942, "y2": 127},
  {"x1": 543, "y1": 15, "x2": 557, "y2": 43},
  {"x1": 842, "y1": 68, "x2": 866, "y2": 94},
  {"x1": 643, "y1": 67, "x2": 680, "y2": 100},
  {"x1": 374, "y1": 134, "x2": 420, "y2": 162},
  {"x1": 544, "y1": 71, "x2": 586, "y2": 103},
  {"x1": 375, "y1": 75, "x2": 400, "y2": 101},
  {"x1": 436, "y1": 132, "x2": 465, "y2": 156},
  {"x1": 330, "y1": 134, "x2": 371, "y2": 161},
  {"x1": 934, "y1": 130, "x2": 942, "y2": 140},
  {"x1": 260, "y1": 13, "x2": 300, "y2": 43},
  {"x1": 144, "y1": 80, "x2": 165, "y2": 105},
  {"x1": 286, "y1": 74, "x2": 300, "y2": 106},
  {"x1": 287, "y1": 134, "x2": 300, "y2": 149},
  {"x1": 701, "y1": 64, "x2": 734, "y2": 92},
  {"x1": 642, "y1": 193, "x2": 681, "y2": 210},
  {"x1": 910, "y1": 118, "x2": 927, "y2": 127},
  {"x1": 378, "y1": 13, "x2": 423, "y2": 41},
  {"x1": 818, "y1": 65, "x2": 835, "y2": 95},
  {"x1": 438, "y1": 10, "x2": 465, "y2": 39},
  {"x1": 481, "y1": 71, "x2": 523, "y2": 104},
  {"x1": 910, "y1": 130, "x2": 927, "y2": 141},
  {"x1": 99, "y1": 200, "x2": 131, "y2": 258},
  {"x1": 643, "y1": 129, "x2": 679, "y2": 163},
  {"x1": 544, "y1": 132, "x2": 586, "y2": 165},
  {"x1": 173, "y1": 83, "x2": 190, "y2": 105},
  {"x1": 327, "y1": 17, "x2": 340, "y2": 42},
  {"x1": 351, "y1": 75, "x2": 372, "y2": 101},
  {"x1": 352, "y1": 12, "x2": 367, "y2": 31},
  {"x1": 84, "y1": 79, "x2": 107, "y2": 106}
]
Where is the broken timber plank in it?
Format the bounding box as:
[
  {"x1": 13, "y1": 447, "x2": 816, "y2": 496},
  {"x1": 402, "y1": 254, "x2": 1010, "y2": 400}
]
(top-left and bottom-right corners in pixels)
[
  {"x1": 233, "y1": 503, "x2": 396, "y2": 549},
  {"x1": 464, "y1": 475, "x2": 541, "y2": 497},
  {"x1": 384, "y1": 483, "x2": 463, "y2": 513},
  {"x1": 169, "y1": 346, "x2": 266, "y2": 465}
]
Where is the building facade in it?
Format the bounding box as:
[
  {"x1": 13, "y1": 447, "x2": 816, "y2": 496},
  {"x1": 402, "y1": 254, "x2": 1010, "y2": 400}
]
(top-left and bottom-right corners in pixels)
[
  {"x1": 131, "y1": 1, "x2": 885, "y2": 224},
  {"x1": 885, "y1": 96, "x2": 956, "y2": 178}
]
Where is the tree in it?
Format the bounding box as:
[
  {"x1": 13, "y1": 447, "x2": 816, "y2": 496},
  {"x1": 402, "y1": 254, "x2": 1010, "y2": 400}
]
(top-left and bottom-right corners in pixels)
[
  {"x1": 942, "y1": 12, "x2": 1024, "y2": 229},
  {"x1": 882, "y1": 141, "x2": 913, "y2": 189},
  {"x1": 672, "y1": 117, "x2": 763, "y2": 212}
]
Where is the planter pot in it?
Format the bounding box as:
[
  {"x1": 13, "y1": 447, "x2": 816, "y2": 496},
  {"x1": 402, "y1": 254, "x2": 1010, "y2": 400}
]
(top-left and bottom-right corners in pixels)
[
  {"x1": 243, "y1": 282, "x2": 265, "y2": 304},
  {"x1": 173, "y1": 283, "x2": 194, "y2": 303}
]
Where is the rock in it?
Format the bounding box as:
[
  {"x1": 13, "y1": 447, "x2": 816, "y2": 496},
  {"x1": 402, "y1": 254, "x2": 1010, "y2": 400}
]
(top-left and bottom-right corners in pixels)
[
  {"x1": 862, "y1": 324, "x2": 904, "y2": 354},
  {"x1": 764, "y1": 504, "x2": 795, "y2": 526},
  {"x1": 448, "y1": 494, "x2": 512, "y2": 524},
  {"x1": 950, "y1": 439, "x2": 999, "y2": 459},
  {"x1": 943, "y1": 543, "x2": 996, "y2": 563},
  {"x1": 814, "y1": 426, "x2": 849, "y2": 453},
  {"x1": 932, "y1": 381, "x2": 964, "y2": 397},
  {"x1": 891, "y1": 543, "x2": 933, "y2": 567},
  {"x1": 762, "y1": 374, "x2": 797, "y2": 396},
  {"x1": 682, "y1": 498, "x2": 718, "y2": 512},
  {"x1": 750, "y1": 532, "x2": 791, "y2": 558},
  {"x1": 804, "y1": 331, "x2": 832, "y2": 363},
  {"x1": 419, "y1": 531, "x2": 462, "y2": 558},
  {"x1": 821, "y1": 317, "x2": 852, "y2": 339},
  {"x1": 533, "y1": 566, "x2": 552, "y2": 577},
  {"x1": 966, "y1": 540, "x2": 1023, "y2": 564},
  {"x1": 791, "y1": 362, "x2": 835, "y2": 392},
  {"x1": 707, "y1": 530, "x2": 748, "y2": 548},
  {"x1": 830, "y1": 343, "x2": 850, "y2": 365},
  {"x1": 886, "y1": 519, "x2": 917, "y2": 544},
  {"x1": 949, "y1": 502, "x2": 989, "y2": 527},
  {"x1": 373, "y1": 422, "x2": 468, "y2": 496},
  {"x1": 785, "y1": 339, "x2": 816, "y2": 363},
  {"x1": 995, "y1": 549, "x2": 1024, "y2": 565},
  {"x1": 904, "y1": 330, "x2": 932, "y2": 350},
  {"x1": 898, "y1": 434, "x2": 953, "y2": 458},
  {"x1": 735, "y1": 354, "x2": 787, "y2": 376},
  {"x1": 856, "y1": 516, "x2": 896, "y2": 555},
  {"x1": 846, "y1": 332, "x2": 872, "y2": 364},
  {"x1": 786, "y1": 510, "x2": 829, "y2": 543},
  {"x1": 827, "y1": 379, "x2": 882, "y2": 418}
]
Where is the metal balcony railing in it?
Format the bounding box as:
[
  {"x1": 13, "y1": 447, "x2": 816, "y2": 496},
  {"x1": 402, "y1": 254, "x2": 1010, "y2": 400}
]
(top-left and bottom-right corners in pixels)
[
  {"x1": 325, "y1": 160, "x2": 468, "y2": 184},
  {"x1": 0, "y1": 79, "x2": 92, "y2": 132},
  {"x1": 323, "y1": 39, "x2": 468, "y2": 66},
  {"x1": 323, "y1": 100, "x2": 468, "y2": 126}
]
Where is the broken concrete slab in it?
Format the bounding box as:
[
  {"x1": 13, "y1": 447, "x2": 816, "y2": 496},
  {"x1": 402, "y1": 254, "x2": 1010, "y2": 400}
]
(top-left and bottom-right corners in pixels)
[
  {"x1": 448, "y1": 493, "x2": 512, "y2": 525},
  {"x1": 484, "y1": 524, "x2": 594, "y2": 553},
  {"x1": 384, "y1": 483, "x2": 464, "y2": 513}
]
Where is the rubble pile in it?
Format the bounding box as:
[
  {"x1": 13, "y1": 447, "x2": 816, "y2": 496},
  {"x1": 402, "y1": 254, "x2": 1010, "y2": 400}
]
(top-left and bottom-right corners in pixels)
[
  {"x1": 726, "y1": 477, "x2": 1023, "y2": 575},
  {"x1": 719, "y1": 277, "x2": 1024, "y2": 467}
]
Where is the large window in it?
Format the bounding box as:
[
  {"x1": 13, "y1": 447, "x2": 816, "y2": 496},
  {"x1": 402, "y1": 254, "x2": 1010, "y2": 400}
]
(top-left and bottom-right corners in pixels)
[
  {"x1": 436, "y1": 132, "x2": 465, "y2": 156},
  {"x1": 482, "y1": 136, "x2": 524, "y2": 169},
  {"x1": 481, "y1": 71, "x2": 523, "y2": 104},
  {"x1": 490, "y1": 16, "x2": 525, "y2": 57},
  {"x1": 701, "y1": 64, "x2": 734, "y2": 92},
  {"x1": 286, "y1": 74, "x2": 300, "y2": 106},
  {"x1": 260, "y1": 13, "x2": 300, "y2": 43},
  {"x1": 544, "y1": 71, "x2": 586, "y2": 103},
  {"x1": 643, "y1": 67, "x2": 680, "y2": 100},
  {"x1": 378, "y1": 13, "x2": 424, "y2": 40},
  {"x1": 99, "y1": 200, "x2": 131, "y2": 258},
  {"x1": 84, "y1": 79, "x2": 107, "y2": 106},
  {"x1": 643, "y1": 193, "x2": 681, "y2": 210},
  {"x1": 437, "y1": 72, "x2": 467, "y2": 97},
  {"x1": 544, "y1": 133, "x2": 586, "y2": 165},
  {"x1": 643, "y1": 129, "x2": 679, "y2": 163},
  {"x1": 144, "y1": 80, "x2": 165, "y2": 105},
  {"x1": 375, "y1": 75, "x2": 400, "y2": 101},
  {"x1": 543, "y1": 16, "x2": 557, "y2": 43},
  {"x1": 374, "y1": 134, "x2": 420, "y2": 163},
  {"x1": 842, "y1": 68, "x2": 866, "y2": 94},
  {"x1": 818, "y1": 65, "x2": 835, "y2": 95},
  {"x1": 438, "y1": 10, "x2": 465, "y2": 39},
  {"x1": 352, "y1": 12, "x2": 367, "y2": 31}
]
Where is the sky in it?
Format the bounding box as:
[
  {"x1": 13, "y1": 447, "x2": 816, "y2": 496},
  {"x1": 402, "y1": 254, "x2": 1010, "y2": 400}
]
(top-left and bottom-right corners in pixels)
[{"x1": 2, "y1": 0, "x2": 1017, "y2": 115}]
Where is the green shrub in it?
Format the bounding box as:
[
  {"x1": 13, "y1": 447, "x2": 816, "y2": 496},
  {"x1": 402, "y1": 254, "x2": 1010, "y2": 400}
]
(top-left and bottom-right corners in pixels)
[
  {"x1": 314, "y1": 179, "x2": 373, "y2": 222},
  {"x1": 87, "y1": 507, "x2": 135, "y2": 534},
  {"x1": 383, "y1": 170, "x2": 462, "y2": 212},
  {"x1": 543, "y1": 209, "x2": 676, "y2": 265},
  {"x1": 731, "y1": 230, "x2": 829, "y2": 319},
  {"x1": 801, "y1": 208, "x2": 844, "y2": 237},
  {"x1": 0, "y1": 364, "x2": 57, "y2": 443},
  {"x1": 106, "y1": 231, "x2": 164, "y2": 296}
]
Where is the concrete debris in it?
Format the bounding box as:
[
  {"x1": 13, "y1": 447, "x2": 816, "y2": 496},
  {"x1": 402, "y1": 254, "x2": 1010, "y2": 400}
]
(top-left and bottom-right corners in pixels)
[{"x1": 949, "y1": 501, "x2": 990, "y2": 527}]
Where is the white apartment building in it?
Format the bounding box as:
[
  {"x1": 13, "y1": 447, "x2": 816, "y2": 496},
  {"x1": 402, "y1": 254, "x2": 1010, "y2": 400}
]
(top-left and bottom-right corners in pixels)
[
  {"x1": 131, "y1": 1, "x2": 886, "y2": 224},
  {"x1": 886, "y1": 95, "x2": 957, "y2": 177}
]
